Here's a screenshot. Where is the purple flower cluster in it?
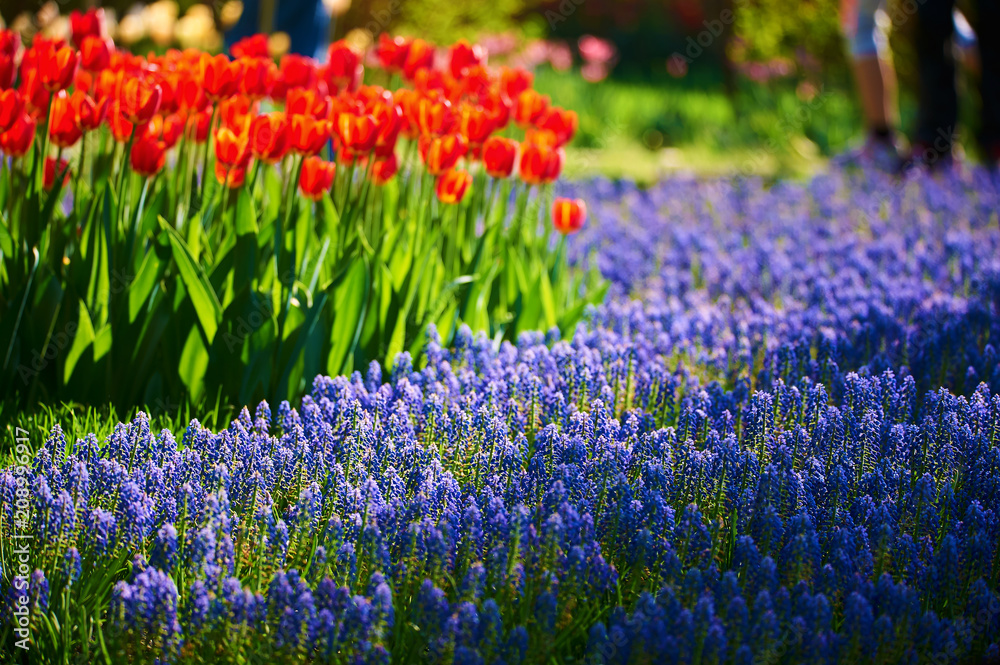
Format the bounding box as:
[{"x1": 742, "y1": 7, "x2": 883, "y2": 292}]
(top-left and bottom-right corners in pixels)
[{"x1": 1, "y1": 165, "x2": 999, "y2": 663}]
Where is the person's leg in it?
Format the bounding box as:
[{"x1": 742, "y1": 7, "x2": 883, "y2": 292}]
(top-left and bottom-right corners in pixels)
[
  {"x1": 842, "y1": 0, "x2": 897, "y2": 134},
  {"x1": 914, "y1": 0, "x2": 958, "y2": 166},
  {"x1": 975, "y1": 0, "x2": 1000, "y2": 164}
]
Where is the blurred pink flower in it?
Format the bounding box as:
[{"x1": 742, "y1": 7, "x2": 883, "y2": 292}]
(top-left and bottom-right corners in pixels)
[
  {"x1": 581, "y1": 61, "x2": 609, "y2": 82},
  {"x1": 578, "y1": 35, "x2": 617, "y2": 65},
  {"x1": 547, "y1": 41, "x2": 573, "y2": 71}
]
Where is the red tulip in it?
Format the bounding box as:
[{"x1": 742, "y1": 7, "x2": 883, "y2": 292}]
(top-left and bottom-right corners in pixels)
[
  {"x1": 239, "y1": 57, "x2": 274, "y2": 100},
  {"x1": 403, "y1": 39, "x2": 435, "y2": 80},
  {"x1": 436, "y1": 169, "x2": 472, "y2": 204},
  {"x1": 371, "y1": 100, "x2": 402, "y2": 157},
  {"x1": 0, "y1": 113, "x2": 35, "y2": 157},
  {"x1": 482, "y1": 136, "x2": 517, "y2": 178},
  {"x1": 277, "y1": 54, "x2": 318, "y2": 93},
  {"x1": 536, "y1": 107, "x2": 578, "y2": 146},
  {"x1": 376, "y1": 34, "x2": 410, "y2": 72},
  {"x1": 0, "y1": 89, "x2": 24, "y2": 132},
  {"x1": 449, "y1": 39, "x2": 486, "y2": 79},
  {"x1": 215, "y1": 126, "x2": 249, "y2": 167},
  {"x1": 71, "y1": 90, "x2": 108, "y2": 131},
  {"x1": 69, "y1": 8, "x2": 107, "y2": 48},
  {"x1": 456, "y1": 103, "x2": 494, "y2": 146},
  {"x1": 334, "y1": 111, "x2": 378, "y2": 153},
  {"x1": 219, "y1": 95, "x2": 253, "y2": 134},
  {"x1": 120, "y1": 77, "x2": 162, "y2": 125},
  {"x1": 519, "y1": 142, "x2": 563, "y2": 185},
  {"x1": 37, "y1": 43, "x2": 78, "y2": 92},
  {"x1": 500, "y1": 67, "x2": 533, "y2": 101},
  {"x1": 230, "y1": 34, "x2": 270, "y2": 59},
  {"x1": 420, "y1": 133, "x2": 467, "y2": 175},
  {"x1": 551, "y1": 197, "x2": 586, "y2": 234},
  {"x1": 370, "y1": 153, "x2": 398, "y2": 185},
  {"x1": 286, "y1": 88, "x2": 330, "y2": 118},
  {"x1": 513, "y1": 89, "x2": 549, "y2": 128},
  {"x1": 187, "y1": 107, "x2": 213, "y2": 143},
  {"x1": 299, "y1": 156, "x2": 336, "y2": 200},
  {"x1": 250, "y1": 112, "x2": 290, "y2": 164},
  {"x1": 49, "y1": 90, "x2": 83, "y2": 148},
  {"x1": 107, "y1": 101, "x2": 136, "y2": 142},
  {"x1": 414, "y1": 94, "x2": 454, "y2": 137},
  {"x1": 79, "y1": 35, "x2": 113, "y2": 72},
  {"x1": 215, "y1": 160, "x2": 248, "y2": 187},
  {"x1": 289, "y1": 114, "x2": 328, "y2": 155},
  {"x1": 201, "y1": 53, "x2": 242, "y2": 102},
  {"x1": 18, "y1": 67, "x2": 51, "y2": 120},
  {"x1": 130, "y1": 136, "x2": 166, "y2": 177},
  {"x1": 44, "y1": 157, "x2": 71, "y2": 190},
  {"x1": 324, "y1": 41, "x2": 363, "y2": 93},
  {"x1": 0, "y1": 30, "x2": 20, "y2": 89}
]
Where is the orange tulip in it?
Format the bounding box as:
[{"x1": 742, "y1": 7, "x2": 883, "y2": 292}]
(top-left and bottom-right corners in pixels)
[
  {"x1": 186, "y1": 107, "x2": 213, "y2": 143},
  {"x1": 414, "y1": 94, "x2": 454, "y2": 137},
  {"x1": 334, "y1": 111, "x2": 378, "y2": 153},
  {"x1": 513, "y1": 89, "x2": 549, "y2": 128},
  {"x1": 0, "y1": 89, "x2": 24, "y2": 132},
  {"x1": 0, "y1": 113, "x2": 35, "y2": 157},
  {"x1": 202, "y1": 54, "x2": 242, "y2": 102},
  {"x1": 420, "y1": 133, "x2": 467, "y2": 176},
  {"x1": 536, "y1": 107, "x2": 578, "y2": 147},
  {"x1": 239, "y1": 57, "x2": 274, "y2": 100},
  {"x1": 120, "y1": 77, "x2": 162, "y2": 125},
  {"x1": 289, "y1": 114, "x2": 328, "y2": 155},
  {"x1": 457, "y1": 103, "x2": 494, "y2": 146},
  {"x1": 298, "y1": 156, "x2": 336, "y2": 200},
  {"x1": 519, "y1": 142, "x2": 563, "y2": 185},
  {"x1": 215, "y1": 160, "x2": 248, "y2": 188},
  {"x1": 130, "y1": 136, "x2": 166, "y2": 177},
  {"x1": 219, "y1": 95, "x2": 253, "y2": 134},
  {"x1": 403, "y1": 38, "x2": 435, "y2": 80},
  {"x1": 44, "y1": 157, "x2": 71, "y2": 190},
  {"x1": 436, "y1": 169, "x2": 472, "y2": 204},
  {"x1": 551, "y1": 197, "x2": 586, "y2": 235},
  {"x1": 215, "y1": 126, "x2": 249, "y2": 167},
  {"x1": 71, "y1": 90, "x2": 108, "y2": 131},
  {"x1": 107, "y1": 101, "x2": 136, "y2": 142},
  {"x1": 482, "y1": 136, "x2": 517, "y2": 178},
  {"x1": 500, "y1": 67, "x2": 533, "y2": 101},
  {"x1": 250, "y1": 112, "x2": 290, "y2": 164},
  {"x1": 49, "y1": 91, "x2": 83, "y2": 148},
  {"x1": 286, "y1": 88, "x2": 331, "y2": 119},
  {"x1": 37, "y1": 43, "x2": 78, "y2": 92},
  {"x1": 370, "y1": 153, "x2": 398, "y2": 185}
]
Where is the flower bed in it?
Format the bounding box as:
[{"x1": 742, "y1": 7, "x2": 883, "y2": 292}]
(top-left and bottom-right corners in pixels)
[
  {"x1": 2, "y1": 164, "x2": 999, "y2": 663},
  {"x1": 0, "y1": 16, "x2": 603, "y2": 410}
]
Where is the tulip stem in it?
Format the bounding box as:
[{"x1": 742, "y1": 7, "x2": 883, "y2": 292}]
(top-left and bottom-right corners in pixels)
[{"x1": 38, "y1": 94, "x2": 54, "y2": 193}]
